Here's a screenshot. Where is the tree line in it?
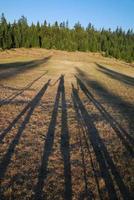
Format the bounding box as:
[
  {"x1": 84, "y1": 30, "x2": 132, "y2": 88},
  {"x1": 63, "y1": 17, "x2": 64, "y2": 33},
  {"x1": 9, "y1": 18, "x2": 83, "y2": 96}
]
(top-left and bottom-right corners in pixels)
[{"x1": 0, "y1": 13, "x2": 134, "y2": 62}]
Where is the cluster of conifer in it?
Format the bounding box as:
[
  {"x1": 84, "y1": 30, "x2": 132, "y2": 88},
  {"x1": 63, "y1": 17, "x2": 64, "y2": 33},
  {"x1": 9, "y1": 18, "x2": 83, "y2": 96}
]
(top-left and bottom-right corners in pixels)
[{"x1": 0, "y1": 14, "x2": 134, "y2": 62}]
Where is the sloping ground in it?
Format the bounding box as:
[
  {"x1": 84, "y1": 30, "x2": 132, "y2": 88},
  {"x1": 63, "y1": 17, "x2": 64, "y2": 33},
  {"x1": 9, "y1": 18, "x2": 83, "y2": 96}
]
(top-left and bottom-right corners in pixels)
[{"x1": 0, "y1": 49, "x2": 134, "y2": 200}]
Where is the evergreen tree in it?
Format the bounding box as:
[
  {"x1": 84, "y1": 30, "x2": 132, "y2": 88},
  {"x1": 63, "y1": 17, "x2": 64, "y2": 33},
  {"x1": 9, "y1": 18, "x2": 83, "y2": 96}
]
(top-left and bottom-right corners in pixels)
[{"x1": 0, "y1": 13, "x2": 134, "y2": 63}]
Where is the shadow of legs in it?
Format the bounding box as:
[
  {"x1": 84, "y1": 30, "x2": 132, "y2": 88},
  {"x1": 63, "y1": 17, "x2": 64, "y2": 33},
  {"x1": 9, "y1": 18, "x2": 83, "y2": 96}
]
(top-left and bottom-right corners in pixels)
[
  {"x1": 60, "y1": 75, "x2": 72, "y2": 200},
  {"x1": 0, "y1": 80, "x2": 50, "y2": 181},
  {"x1": 34, "y1": 76, "x2": 62, "y2": 200},
  {"x1": 72, "y1": 86, "x2": 131, "y2": 199}
]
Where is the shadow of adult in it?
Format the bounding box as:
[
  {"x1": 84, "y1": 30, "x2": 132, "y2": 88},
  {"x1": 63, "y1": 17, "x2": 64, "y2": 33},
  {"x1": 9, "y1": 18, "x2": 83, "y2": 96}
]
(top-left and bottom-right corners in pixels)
[
  {"x1": 0, "y1": 79, "x2": 50, "y2": 182},
  {"x1": 72, "y1": 85, "x2": 131, "y2": 200},
  {"x1": 34, "y1": 75, "x2": 72, "y2": 200}
]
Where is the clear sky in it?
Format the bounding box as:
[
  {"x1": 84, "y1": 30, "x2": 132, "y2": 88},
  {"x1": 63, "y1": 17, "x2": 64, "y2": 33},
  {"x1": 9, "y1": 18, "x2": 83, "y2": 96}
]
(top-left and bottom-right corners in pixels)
[{"x1": 0, "y1": 0, "x2": 134, "y2": 30}]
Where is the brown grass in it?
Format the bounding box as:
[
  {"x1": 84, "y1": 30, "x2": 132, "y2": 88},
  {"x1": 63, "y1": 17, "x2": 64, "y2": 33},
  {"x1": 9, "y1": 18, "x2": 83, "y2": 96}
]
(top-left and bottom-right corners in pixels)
[{"x1": 0, "y1": 48, "x2": 134, "y2": 200}]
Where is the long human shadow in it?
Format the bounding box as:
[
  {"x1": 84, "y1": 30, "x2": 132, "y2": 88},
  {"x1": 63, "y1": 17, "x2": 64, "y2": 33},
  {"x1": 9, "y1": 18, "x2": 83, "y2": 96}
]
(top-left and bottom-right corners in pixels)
[
  {"x1": 72, "y1": 87, "x2": 117, "y2": 200},
  {"x1": 73, "y1": 92, "x2": 102, "y2": 200},
  {"x1": 0, "y1": 71, "x2": 48, "y2": 107},
  {"x1": 60, "y1": 75, "x2": 72, "y2": 200},
  {"x1": 72, "y1": 86, "x2": 131, "y2": 200},
  {"x1": 34, "y1": 75, "x2": 63, "y2": 200},
  {"x1": 75, "y1": 67, "x2": 134, "y2": 135},
  {"x1": 0, "y1": 72, "x2": 47, "y2": 143},
  {"x1": 34, "y1": 75, "x2": 72, "y2": 199},
  {"x1": 0, "y1": 56, "x2": 51, "y2": 80},
  {"x1": 96, "y1": 63, "x2": 134, "y2": 86},
  {"x1": 0, "y1": 79, "x2": 50, "y2": 181},
  {"x1": 75, "y1": 76, "x2": 134, "y2": 156}
]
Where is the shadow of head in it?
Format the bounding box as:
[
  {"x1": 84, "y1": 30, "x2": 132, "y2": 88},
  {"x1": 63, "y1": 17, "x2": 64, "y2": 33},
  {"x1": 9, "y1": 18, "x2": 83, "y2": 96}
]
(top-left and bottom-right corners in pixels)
[
  {"x1": 0, "y1": 55, "x2": 52, "y2": 80},
  {"x1": 96, "y1": 63, "x2": 134, "y2": 86}
]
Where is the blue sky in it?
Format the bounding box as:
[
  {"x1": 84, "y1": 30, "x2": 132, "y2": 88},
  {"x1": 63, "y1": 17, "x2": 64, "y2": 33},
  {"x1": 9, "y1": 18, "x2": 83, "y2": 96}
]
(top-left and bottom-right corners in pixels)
[{"x1": 0, "y1": 0, "x2": 134, "y2": 30}]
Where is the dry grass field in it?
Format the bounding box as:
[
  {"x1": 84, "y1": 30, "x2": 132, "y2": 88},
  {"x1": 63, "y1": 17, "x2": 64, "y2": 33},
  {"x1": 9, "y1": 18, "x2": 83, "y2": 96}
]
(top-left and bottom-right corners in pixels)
[{"x1": 0, "y1": 48, "x2": 134, "y2": 200}]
